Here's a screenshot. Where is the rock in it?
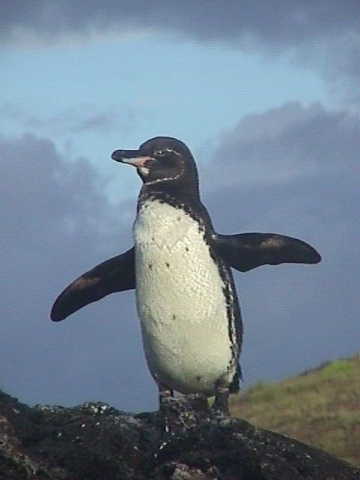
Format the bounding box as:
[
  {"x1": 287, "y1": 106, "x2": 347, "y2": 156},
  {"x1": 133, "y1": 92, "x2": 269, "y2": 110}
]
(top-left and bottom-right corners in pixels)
[{"x1": 0, "y1": 390, "x2": 358, "y2": 480}]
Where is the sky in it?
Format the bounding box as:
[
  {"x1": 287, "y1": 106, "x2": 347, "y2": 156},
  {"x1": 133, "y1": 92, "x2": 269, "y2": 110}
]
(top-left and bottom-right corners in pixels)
[{"x1": 1, "y1": 1, "x2": 359, "y2": 412}]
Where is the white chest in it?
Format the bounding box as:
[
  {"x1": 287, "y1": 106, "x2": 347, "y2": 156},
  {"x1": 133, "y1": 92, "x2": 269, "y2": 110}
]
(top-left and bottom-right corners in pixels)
[{"x1": 133, "y1": 199, "x2": 236, "y2": 395}]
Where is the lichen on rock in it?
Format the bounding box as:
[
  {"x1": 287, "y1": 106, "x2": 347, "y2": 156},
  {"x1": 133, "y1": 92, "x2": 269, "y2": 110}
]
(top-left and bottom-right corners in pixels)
[{"x1": 0, "y1": 391, "x2": 359, "y2": 480}]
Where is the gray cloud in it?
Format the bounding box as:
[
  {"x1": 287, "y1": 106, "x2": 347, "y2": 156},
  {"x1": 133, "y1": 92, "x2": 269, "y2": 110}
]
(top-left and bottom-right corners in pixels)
[
  {"x1": 203, "y1": 102, "x2": 358, "y2": 191},
  {"x1": 0, "y1": 102, "x2": 131, "y2": 135},
  {"x1": 0, "y1": 133, "x2": 153, "y2": 411},
  {"x1": 200, "y1": 102, "x2": 359, "y2": 381},
  {"x1": 2, "y1": 1, "x2": 359, "y2": 45},
  {"x1": 2, "y1": 2, "x2": 359, "y2": 100},
  {"x1": 1, "y1": 100, "x2": 358, "y2": 412}
]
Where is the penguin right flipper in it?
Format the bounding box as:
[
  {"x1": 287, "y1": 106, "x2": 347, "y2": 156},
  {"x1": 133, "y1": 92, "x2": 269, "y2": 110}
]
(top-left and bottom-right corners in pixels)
[
  {"x1": 214, "y1": 233, "x2": 321, "y2": 272},
  {"x1": 51, "y1": 247, "x2": 135, "y2": 322}
]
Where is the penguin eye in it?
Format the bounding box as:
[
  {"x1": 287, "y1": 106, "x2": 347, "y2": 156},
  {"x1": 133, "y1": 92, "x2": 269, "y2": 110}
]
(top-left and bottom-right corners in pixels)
[
  {"x1": 154, "y1": 149, "x2": 179, "y2": 160},
  {"x1": 155, "y1": 149, "x2": 166, "y2": 157}
]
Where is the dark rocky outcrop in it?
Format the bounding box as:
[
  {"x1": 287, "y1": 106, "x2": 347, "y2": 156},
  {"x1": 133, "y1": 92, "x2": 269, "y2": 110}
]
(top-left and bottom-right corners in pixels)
[{"x1": 0, "y1": 390, "x2": 358, "y2": 480}]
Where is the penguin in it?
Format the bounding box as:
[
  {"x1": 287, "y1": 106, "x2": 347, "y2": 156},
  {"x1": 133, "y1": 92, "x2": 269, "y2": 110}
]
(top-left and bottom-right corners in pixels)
[{"x1": 51, "y1": 136, "x2": 321, "y2": 414}]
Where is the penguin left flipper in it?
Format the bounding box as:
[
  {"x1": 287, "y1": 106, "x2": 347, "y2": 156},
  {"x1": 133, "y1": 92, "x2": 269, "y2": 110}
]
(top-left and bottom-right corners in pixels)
[
  {"x1": 51, "y1": 248, "x2": 135, "y2": 322},
  {"x1": 214, "y1": 233, "x2": 321, "y2": 273}
]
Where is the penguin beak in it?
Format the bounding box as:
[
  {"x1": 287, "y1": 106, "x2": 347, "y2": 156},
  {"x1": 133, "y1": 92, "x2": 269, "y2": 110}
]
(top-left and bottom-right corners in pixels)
[{"x1": 111, "y1": 149, "x2": 152, "y2": 168}]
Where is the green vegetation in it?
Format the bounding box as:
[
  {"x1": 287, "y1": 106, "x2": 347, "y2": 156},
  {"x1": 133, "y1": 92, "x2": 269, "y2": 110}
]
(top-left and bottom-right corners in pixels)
[{"x1": 230, "y1": 352, "x2": 360, "y2": 466}]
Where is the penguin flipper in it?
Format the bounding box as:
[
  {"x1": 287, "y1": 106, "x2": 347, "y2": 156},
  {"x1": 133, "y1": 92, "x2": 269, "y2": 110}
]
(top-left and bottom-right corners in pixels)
[
  {"x1": 51, "y1": 247, "x2": 135, "y2": 322},
  {"x1": 214, "y1": 233, "x2": 321, "y2": 272}
]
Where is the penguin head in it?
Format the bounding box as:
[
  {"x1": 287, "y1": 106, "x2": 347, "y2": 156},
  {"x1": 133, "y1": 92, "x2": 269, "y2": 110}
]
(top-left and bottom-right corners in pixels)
[{"x1": 112, "y1": 137, "x2": 199, "y2": 191}]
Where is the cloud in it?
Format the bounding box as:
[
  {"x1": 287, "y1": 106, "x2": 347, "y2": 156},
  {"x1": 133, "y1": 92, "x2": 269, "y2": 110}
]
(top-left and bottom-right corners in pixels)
[
  {"x1": 0, "y1": 102, "x2": 132, "y2": 135},
  {"x1": 1, "y1": 101, "x2": 358, "y2": 412},
  {"x1": 202, "y1": 102, "x2": 358, "y2": 191},
  {"x1": 0, "y1": 132, "x2": 153, "y2": 411},
  {"x1": 200, "y1": 101, "x2": 359, "y2": 382},
  {"x1": 2, "y1": 2, "x2": 359, "y2": 101},
  {"x1": 2, "y1": 2, "x2": 359, "y2": 45}
]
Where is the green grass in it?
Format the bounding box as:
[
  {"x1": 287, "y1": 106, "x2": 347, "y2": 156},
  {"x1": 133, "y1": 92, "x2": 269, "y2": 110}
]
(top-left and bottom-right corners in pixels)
[{"x1": 230, "y1": 352, "x2": 360, "y2": 466}]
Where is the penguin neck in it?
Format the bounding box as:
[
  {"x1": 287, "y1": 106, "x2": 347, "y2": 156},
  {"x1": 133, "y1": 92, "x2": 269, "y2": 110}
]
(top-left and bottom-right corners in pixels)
[
  {"x1": 140, "y1": 177, "x2": 201, "y2": 206},
  {"x1": 138, "y1": 181, "x2": 213, "y2": 234}
]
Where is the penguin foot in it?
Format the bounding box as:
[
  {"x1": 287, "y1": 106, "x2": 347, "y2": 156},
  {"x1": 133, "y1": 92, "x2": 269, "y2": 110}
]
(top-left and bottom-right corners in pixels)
[
  {"x1": 212, "y1": 385, "x2": 230, "y2": 416},
  {"x1": 158, "y1": 393, "x2": 209, "y2": 434},
  {"x1": 158, "y1": 384, "x2": 174, "y2": 406}
]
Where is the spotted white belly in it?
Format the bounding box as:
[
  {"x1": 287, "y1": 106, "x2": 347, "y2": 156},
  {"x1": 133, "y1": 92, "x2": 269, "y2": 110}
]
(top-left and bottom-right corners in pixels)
[{"x1": 133, "y1": 199, "x2": 234, "y2": 395}]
